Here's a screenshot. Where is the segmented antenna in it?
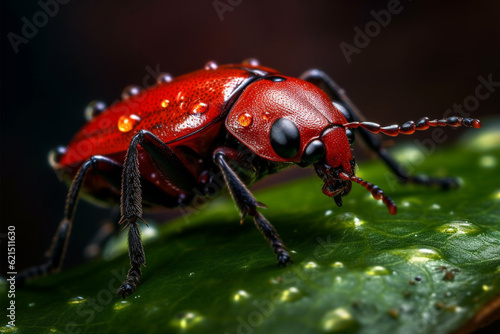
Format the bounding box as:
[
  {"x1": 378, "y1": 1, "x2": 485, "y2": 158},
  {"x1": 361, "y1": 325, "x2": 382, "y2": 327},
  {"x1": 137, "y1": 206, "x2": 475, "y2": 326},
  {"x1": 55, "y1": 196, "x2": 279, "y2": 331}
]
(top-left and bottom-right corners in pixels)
[
  {"x1": 339, "y1": 172, "x2": 397, "y2": 215},
  {"x1": 343, "y1": 116, "x2": 481, "y2": 136}
]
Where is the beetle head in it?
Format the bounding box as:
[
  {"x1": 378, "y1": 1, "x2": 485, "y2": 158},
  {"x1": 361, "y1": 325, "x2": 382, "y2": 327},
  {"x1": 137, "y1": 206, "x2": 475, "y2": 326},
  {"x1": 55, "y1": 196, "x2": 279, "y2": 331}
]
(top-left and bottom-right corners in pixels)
[{"x1": 226, "y1": 75, "x2": 359, "y2": 207}]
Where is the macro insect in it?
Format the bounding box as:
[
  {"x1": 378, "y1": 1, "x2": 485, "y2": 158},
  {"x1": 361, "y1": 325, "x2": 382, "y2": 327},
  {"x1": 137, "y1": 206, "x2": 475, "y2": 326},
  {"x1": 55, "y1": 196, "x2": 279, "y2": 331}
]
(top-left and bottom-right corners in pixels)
[{"x1": 18, "y1": 59, "x2": 481, "y2": 297}]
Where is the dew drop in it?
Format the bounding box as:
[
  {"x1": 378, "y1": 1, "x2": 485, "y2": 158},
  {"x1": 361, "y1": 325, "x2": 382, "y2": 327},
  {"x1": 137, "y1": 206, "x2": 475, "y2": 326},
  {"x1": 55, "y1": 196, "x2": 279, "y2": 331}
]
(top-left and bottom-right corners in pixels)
[
  {"x1": 280, "y1": 287, "x2": 303, "y2": 302},
  {"x1": 324, "y1": 210, "x2": 333, "y2": 216},
  {"x1": 157, "y1": 73, "x2": 173, "y2": 84},
  {"x1": 113, "y1": 300, "x2": 130, "y2": 311},
  {"x1": 483, "y1": 285, "x2": 492, "y2": 291},
  {"x1": 28, "y1": 302, "x2": 35, "y2": 307},
  {"x1": 321, "y1": 308, "x2": 357, "y2": 333},
  {"x1": 444, "y1": 227, "x2": 457, "y2": 234},
  {"x1": 242, "y1": 58, "x2": 260, "y2": 66},
  {"x1": 49, "y1": 328, "x2": 61, "y2": 333},
  {"x1": 84, "y1": 100, "x2": 106, "y2": 121},
  {"x1": 392, "y1": 246, "x2": 442, "y2": 262},
  {"x1": 431, "y1": 203, "x2": 441, "y2": 210},
  {"x1": 0, "y1": 325, "x2": 18, "y2": 333},
  {"x1": 402, "y1": 201, "x2": 410, "y2": 207},
  {"x1": 161, "y1": 99, "x2": 170, "y2": 108},
  {"x1": 365, "y1": 266, "x2": 390, "y2": 276},
  {"x1": 189, "y1": 272, "x2": 195, "y2": 277},
  {"x1": 233, "y1": 290, "x2": 249, "y2": 302},
  {"x1": 304, "y1": 261, "x2": 318, "y2": 269},
  {"x1": 331, "y1": 261, "x2": 344, "y2": 268},
  {"x1": 171, "y1": 311, "x2": 204, "y2": 330},
  {"x1": 121, "y1": 85, "x2": 142, "y2": 99},
  {"x1": 493, "y1": 190, "x2": 500, "y2": 200},
  {"x1": 479, "y1": 155, "x2": 497, "y2": 168},
  {"x1": 118, "y1": 114, "x2": 141, "y2": 133},
  {"x1": 204, "y1": 61, "x2": 218, "y2": 70},
  {"x1": 142, "y1": 223, "x2": 158, "y2": 240},
  {"x1": 238, "y1": 113, "x2": 253, "y2": 127},
  {"x1": 439, "y1": 220, "x2": 482, "y2": 235},
  {"x1": 336, "y1": 213, "x2": 365, "y2": 228},
  {"x1": 67, "y1": 296, "x2": 86, "y2": 305},
  {"x1": 191, "y1": 102, "x2": 208, "y2": 114}
]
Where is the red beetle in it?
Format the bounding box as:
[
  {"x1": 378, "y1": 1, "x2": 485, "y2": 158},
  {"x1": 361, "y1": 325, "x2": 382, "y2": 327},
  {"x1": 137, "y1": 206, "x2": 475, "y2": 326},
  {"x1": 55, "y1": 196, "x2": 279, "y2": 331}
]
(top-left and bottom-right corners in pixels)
[{"x1": 18, "y1": 59, "x2": 481, "y2": 297}]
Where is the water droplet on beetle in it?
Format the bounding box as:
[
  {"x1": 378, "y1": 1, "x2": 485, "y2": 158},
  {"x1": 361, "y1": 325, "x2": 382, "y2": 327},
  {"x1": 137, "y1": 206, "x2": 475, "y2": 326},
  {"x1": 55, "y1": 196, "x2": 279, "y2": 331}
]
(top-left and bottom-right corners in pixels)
[
  {"x1": 321, "y1": 308, "x2": 357, "y2": 333},
  {"x1": 242, "y1": 58, "x2": 260, "y2": 66},
  {"x1": 121, "y1": 85, "x2": 142, "y2": 99},
  {"x1": 157, "y1": 73, "x2": 173, "y2": 84},
  {"x1": 171, "y1": 311, "x2": 204, "y2": 330},
  {"x1": 238, "y1": 113, "x2": 253, "y2": 127},
  {"x1": 204, "y1": 61, "x2": 218, "y2": 70},
  {"x1": 191, "y1": 102, "x2": 208, "y2": 114},
  {"x1": 118, "y1": 114, "x2": 141, "y2": 133},
  {"x1": 68, "y1": 296, "x2": 86, "y2": 304},
  {"x1": 161, "y1": 99, "x2": 170, "y2": 108},
  {"x1": 365, "y1": 266, "x2": 390, "y2": 276},
  {"x1": 84, "y1": 100, "x2": 106, "y2": 121},
  {"x1": 113, "y1": 300, "x2": 130, "y2": 311}
]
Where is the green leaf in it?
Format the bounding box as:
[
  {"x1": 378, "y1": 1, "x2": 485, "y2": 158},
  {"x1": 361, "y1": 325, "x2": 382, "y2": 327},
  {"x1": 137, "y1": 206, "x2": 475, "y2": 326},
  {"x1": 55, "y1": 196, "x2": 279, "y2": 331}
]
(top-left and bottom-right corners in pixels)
[{"x1": 3, "y1": 123, "x2": 500, "y2": 334}]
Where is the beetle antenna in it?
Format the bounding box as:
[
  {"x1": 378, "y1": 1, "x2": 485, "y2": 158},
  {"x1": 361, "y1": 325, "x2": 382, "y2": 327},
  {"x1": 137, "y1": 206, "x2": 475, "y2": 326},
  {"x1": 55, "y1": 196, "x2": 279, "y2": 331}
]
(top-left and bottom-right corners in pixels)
[
  {"x1": 343, "y1": 116, "x2": 481, "y2": 137},
  {"x1": 339, "y1": 172, "x2": 397, "y2": 215}
]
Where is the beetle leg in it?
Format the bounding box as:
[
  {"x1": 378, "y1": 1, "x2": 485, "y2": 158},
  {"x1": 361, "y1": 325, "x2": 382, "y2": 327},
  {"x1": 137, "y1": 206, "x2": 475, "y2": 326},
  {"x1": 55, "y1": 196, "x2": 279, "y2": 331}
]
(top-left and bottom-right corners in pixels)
[
  {"x1": 16, "y1": 156, "x2": 123, "y2": 285},
  {"x1": 213, "y1": 149, "x2": 291, "y2": 266},
  {"x1": 118, "y1": 130, "x2": 199, "y2": 297},
  {"x1": 300, "y1": 69, "x2": 458, "y2": 189}
]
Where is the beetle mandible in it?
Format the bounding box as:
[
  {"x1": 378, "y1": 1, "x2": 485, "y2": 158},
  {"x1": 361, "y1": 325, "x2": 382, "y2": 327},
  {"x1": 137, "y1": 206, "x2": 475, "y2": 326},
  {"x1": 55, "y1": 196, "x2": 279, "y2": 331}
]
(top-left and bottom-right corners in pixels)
[{"x1": 18, "y1": 59, "x2": 481, "y2": 297}]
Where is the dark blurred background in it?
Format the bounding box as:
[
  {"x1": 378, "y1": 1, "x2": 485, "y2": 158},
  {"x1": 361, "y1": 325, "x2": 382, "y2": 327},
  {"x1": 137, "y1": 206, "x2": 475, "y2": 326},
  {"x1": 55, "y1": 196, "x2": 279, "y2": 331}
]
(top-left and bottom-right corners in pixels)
[{"x1": 1, "y1": 0, "x2": 499, "y2": 276}]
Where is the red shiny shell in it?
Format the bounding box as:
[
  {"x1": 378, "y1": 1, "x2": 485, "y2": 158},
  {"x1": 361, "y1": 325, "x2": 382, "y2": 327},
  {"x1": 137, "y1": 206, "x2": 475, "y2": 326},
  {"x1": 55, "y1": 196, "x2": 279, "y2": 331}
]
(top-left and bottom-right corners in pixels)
[
  {"x1": 226, "y1": 76, "x2": 347, "y2": 163},
  {"x1": 60, "y1": 65, "x2": 265, "y2": 167}
]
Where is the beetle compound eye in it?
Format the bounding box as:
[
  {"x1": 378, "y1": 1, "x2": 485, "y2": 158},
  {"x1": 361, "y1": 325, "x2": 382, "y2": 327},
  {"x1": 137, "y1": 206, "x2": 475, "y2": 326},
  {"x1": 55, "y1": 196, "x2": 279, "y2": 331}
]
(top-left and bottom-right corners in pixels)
[
  {"x1": 346, "y1": 129, "x2": 355, "y2": 146},
  {"x1": 270, "y1": 118, "x2": 300, "y2": 158},
  {"x1": 303, "y1": 140, "x2": 325, "y2": 163}
]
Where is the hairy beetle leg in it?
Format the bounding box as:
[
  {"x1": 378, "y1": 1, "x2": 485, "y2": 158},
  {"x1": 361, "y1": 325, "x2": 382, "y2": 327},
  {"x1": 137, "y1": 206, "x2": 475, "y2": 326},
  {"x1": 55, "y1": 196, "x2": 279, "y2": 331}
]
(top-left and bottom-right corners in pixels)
[
  {"x1": 214, "y1": 149, "x2": 292, "y2": 267},
  {"x1": 118, "y1": 130, "x2": 199, "y2": 297},
  {"x1": 16, "y1": 156, "x2": 123, "y2": 285}
]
